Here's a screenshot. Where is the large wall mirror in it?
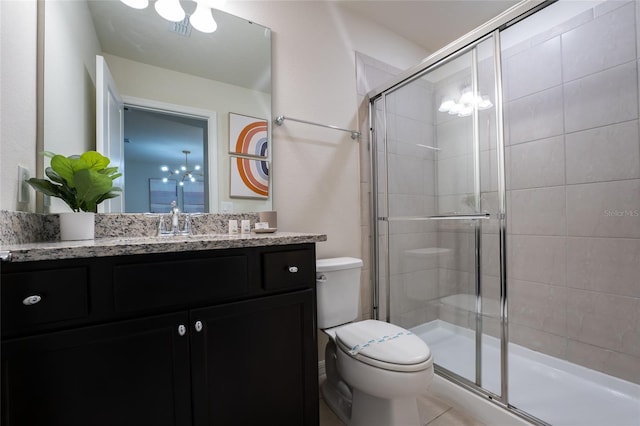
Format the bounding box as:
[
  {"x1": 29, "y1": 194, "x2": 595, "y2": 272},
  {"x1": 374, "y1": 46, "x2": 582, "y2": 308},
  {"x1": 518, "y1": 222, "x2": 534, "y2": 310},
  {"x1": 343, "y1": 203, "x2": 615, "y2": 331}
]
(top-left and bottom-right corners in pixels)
[{"x1": 41, "y1": 0, "x2": 272, "y2": 214}]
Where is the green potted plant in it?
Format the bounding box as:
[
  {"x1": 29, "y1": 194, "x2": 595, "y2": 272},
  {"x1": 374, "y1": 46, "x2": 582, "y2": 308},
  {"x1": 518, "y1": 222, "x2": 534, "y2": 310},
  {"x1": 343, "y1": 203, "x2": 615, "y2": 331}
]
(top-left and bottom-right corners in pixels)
[{"x1": 26, "y1": 150, "x2": 122, "y2": 240}]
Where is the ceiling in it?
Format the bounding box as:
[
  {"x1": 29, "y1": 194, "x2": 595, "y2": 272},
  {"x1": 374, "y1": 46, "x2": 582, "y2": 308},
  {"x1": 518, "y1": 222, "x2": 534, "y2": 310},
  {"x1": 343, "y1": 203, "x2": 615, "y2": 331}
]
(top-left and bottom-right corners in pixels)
[{"x1": 335, "y1": 0, "x2": 521, "y2": 53}]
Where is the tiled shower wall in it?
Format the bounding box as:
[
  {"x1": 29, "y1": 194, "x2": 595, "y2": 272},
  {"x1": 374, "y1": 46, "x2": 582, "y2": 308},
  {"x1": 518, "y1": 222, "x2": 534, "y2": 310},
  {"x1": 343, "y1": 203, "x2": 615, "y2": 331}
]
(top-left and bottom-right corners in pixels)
[{"x1": 501, "y1": 0, "x2": 640, "y2": 384}]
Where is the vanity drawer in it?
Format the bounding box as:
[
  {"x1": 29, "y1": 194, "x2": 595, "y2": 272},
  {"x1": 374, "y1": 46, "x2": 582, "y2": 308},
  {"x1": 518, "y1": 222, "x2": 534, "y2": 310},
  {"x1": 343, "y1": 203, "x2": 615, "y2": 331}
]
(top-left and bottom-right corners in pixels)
[
  {"x1": 113, "y1": 254, "x2": 249, "y2": 313},
  {"x1": 262, "y1": 248, "x2": 315, "y2": 290},
  {"x1": 1, "y1": 267, "x2": 89, "y2": 332}
]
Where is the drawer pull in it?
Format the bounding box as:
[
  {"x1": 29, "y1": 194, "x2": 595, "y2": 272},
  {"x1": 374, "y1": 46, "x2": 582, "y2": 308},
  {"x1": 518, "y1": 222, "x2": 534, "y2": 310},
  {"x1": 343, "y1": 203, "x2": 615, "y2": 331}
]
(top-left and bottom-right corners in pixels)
[
  {"x1": 22, "y1": 295, "x2": 42, "y2": 306},
  {"x1": 316, "y1": 274, "x2": 327, "y2": 283},
  {"x1": 178, "y1": 324, "x2": 186, "y2": 336},
  {"x1": 194, "y1": 320, "x2": 203, "y2": 332},
  {"x1": 288, "y1": 266, "x2": 299, "y2": 273}
]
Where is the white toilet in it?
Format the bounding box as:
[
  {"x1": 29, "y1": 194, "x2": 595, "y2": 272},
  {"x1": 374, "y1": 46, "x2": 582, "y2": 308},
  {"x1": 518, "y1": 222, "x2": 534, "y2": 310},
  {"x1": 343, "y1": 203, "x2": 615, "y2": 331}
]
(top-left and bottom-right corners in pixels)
[{"x1": 317, "y1": 257, "x2": 434, "y2": 426}]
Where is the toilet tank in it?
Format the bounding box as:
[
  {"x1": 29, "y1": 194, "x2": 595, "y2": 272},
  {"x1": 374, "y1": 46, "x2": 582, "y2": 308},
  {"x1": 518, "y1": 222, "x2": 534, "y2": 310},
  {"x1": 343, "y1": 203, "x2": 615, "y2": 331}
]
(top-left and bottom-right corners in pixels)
[{"x1": 316, "y1": 257, "x2": 363, "y2": 329}]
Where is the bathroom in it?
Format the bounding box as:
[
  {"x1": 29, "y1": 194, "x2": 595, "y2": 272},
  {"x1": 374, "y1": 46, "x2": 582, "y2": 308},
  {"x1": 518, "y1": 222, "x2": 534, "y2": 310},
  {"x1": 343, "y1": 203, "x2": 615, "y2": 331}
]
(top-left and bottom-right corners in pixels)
[{"x1": 1, "y1": 0, "x2": 639, "y2": 425}]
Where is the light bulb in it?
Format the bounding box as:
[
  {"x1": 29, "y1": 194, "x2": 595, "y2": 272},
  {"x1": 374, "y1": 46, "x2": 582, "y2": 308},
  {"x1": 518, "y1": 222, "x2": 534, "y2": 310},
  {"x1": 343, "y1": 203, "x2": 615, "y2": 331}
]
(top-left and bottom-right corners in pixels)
[
  {"x1": 174, "y1": 169, "x2": 180, "y2": 174},
  {"x1": 190, "y1": 2, "x2": 217, "y2": 33},
  {"x1": 121, "y1": 0, "x2": 149, "y2": 9},
  {"x1": 460, "y1": 88, "x2": 474, "y2": 105},
  {"x1": 478, "y1": 95, "x2": 493, "y2": 110},
  {"x1": 448, "y1": 103, "x2": 462, "y2": 115},
  {"x1": 161, "y1": 165, "x2": 168, "y2": 172},
  {"x1": 179, "y1": 181, "x2": 185, "y2": 186},
  {"x1": 181, "y1": 165, "x2": 186, "y2": 171},
  {"x1": 162, "y1": 177, "x2": 168, "y2": 183},
  {"x1": 458, "y1": 105, "x2": 474, "y2": 117},
  {"x1": 155, "y1": 0, "x2": 185, "y2": 22},
  {"x1": 190, "y1": 176, "x2": 196, "y2": 182},
  {"x1": 194, "y1": 165, "x2": 201, "y2": 171},
  {"x1": 438, "y1": 98, "x2": 455, "y2": 112}
]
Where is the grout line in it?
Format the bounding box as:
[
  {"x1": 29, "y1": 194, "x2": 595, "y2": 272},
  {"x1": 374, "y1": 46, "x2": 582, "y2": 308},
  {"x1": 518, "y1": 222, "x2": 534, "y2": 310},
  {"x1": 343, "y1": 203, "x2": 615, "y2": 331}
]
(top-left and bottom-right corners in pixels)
[{"x1": 425, "y1": 407, "x2": 454, "y2": 426}]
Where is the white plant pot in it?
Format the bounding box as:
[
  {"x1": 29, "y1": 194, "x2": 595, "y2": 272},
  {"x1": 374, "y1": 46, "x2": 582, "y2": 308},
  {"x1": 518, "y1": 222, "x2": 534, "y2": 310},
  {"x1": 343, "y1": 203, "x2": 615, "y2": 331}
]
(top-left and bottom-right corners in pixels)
[{"x1": 59, "y1": 212, "x2": 95, "y2": 241}]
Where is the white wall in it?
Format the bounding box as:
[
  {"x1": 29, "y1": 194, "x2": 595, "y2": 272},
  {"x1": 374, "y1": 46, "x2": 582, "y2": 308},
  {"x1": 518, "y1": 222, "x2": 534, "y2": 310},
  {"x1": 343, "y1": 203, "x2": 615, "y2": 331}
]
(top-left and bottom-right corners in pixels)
[
  {"x1": 43, "y1": 0, "x2": 101, "y2": 212},
  {"x1": 0, "y1": 0, "x2": 428, "y2": 260},
  {"x1": 0, "y1": 0, "x2": 38, "y2": 212},
  {"x1": 222, "y1": 1, "x2": 427, "y2": 258}
]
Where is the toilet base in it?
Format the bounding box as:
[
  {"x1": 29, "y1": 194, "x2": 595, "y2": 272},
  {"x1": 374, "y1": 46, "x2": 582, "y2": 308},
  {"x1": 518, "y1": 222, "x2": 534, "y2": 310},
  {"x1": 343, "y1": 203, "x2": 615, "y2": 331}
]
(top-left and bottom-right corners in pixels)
[
  {"x1": 350, "y1": 388, "x2": 421, "y2": 426},
  {"x1": 321, "y1": 379, "x2": 352, "y2": 425}
]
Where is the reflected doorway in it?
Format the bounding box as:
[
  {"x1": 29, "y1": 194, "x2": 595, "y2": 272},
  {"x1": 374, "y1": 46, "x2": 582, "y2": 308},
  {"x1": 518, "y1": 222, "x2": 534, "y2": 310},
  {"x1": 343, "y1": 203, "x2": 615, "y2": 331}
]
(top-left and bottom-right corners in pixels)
[{"x1": 123, "y1": 106, "x2": 208, "y2": 213}]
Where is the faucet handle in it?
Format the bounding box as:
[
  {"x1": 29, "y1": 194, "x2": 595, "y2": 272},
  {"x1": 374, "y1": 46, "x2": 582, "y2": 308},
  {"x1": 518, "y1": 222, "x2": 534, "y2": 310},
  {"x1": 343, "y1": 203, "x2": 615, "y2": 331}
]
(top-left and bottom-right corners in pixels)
[
  {"x1": 182, "y1": 214, "x2": 192, "y2": 235},
  {"x1": 158, "y1": 215, "x2": 167, "y2": 235}
]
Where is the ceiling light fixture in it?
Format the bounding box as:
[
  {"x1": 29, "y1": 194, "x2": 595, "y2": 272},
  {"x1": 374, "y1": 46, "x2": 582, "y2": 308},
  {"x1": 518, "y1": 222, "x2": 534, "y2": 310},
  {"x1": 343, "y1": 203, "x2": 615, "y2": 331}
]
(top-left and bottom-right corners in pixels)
[
  {"x1": 154, "y1": 0, "x2": 186, "y2": 22},
  {"x1": 161, "y1": 150, "x2": 202, "y2": 186},
  {"x1": 121, "y1": 0, "x2": 149, "y2": 9},
  {"x1": 190, "y1": 1, "x2": 218, "y2": 33},
  {"x1": 438, "y1": 86, "x2": 493, "y2": 117},
  {"x1": 120, "y1": 0, "x2": 220, "y2": 34}
]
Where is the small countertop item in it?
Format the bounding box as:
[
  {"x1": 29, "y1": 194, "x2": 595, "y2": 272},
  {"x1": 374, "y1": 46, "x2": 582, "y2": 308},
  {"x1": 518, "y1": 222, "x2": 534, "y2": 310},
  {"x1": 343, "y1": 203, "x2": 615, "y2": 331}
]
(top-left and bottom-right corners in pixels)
[{"x1": 253, "y1": 228, "x2": 277, "y2": 234}]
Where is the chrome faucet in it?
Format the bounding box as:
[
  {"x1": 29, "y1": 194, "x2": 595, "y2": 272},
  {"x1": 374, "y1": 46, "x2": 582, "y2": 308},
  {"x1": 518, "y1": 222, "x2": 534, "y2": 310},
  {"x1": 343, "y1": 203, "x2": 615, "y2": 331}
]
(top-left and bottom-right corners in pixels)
[{"x1": 157, "y1": 201, "x2": 192, "y2": 237}]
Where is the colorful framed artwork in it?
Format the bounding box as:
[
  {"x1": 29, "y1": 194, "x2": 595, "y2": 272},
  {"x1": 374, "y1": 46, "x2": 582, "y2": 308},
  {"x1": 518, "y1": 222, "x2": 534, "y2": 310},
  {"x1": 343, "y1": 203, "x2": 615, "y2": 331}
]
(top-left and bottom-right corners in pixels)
[
  {"x1": 229, "y1": 112, "x2": 268, "y2": 158},
  {"x1": 230, "y1": 156, "x2": 269, "y2": 199}
]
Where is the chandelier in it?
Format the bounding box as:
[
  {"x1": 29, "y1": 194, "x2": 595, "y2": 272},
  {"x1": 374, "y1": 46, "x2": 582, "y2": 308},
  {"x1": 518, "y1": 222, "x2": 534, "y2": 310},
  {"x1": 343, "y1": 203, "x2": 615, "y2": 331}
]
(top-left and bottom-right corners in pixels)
[
  {"x1": 161, "y1": 150, "x2": 201, "y2": 185},
  {"x1": 438, "y1": 86, "x2": 493, "y2": 117}
]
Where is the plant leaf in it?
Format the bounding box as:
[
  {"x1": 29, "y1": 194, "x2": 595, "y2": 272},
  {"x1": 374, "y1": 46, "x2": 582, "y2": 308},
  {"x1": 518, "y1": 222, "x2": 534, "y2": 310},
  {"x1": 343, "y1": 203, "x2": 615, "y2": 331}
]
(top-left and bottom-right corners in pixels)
[
  {"x1": 51, "y1": 155, "x2": 90, "y2": 188},
  {"x1": 80, "y1": 151, "x2": 110, "y2": 171},
  {"x1": 74, "y1": 169, "x2": 114, "y2": 212},
  {"x1": 26, "y1": 178, "x2": 79, "y2": 211}
]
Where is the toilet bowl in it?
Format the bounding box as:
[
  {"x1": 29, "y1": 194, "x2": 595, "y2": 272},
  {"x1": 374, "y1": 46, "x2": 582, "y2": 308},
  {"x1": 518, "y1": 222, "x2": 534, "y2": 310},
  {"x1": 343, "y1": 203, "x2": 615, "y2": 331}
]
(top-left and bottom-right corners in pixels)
[{"x1": 317, "y1": 258, "x2": 434, "y2": 426}]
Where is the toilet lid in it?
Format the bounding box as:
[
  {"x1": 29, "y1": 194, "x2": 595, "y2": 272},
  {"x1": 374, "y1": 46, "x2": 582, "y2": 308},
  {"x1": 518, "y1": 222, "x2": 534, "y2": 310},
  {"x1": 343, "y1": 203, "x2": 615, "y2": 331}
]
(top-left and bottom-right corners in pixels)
[{"x1": 335, "y1": 320, "x2": 431, "y2": 366}]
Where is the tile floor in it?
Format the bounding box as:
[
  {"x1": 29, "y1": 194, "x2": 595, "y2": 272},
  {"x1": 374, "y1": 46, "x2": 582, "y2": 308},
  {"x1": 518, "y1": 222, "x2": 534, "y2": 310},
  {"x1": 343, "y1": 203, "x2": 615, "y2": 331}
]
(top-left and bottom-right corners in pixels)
[{"x1": 318, "y1": 379, "x2": 485, "y2": 426}]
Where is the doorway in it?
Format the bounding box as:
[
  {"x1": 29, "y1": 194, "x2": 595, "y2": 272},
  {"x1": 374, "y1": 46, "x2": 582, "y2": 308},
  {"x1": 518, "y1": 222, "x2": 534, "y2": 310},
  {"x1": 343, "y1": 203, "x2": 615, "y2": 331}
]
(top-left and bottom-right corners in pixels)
[{"x1": 123, "y1": 106, "x2": 208, "y2": 213}]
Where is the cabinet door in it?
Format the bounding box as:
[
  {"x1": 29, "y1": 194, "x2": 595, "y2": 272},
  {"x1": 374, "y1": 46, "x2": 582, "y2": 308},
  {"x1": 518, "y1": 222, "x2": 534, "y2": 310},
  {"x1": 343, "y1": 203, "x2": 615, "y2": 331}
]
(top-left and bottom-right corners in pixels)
[
  {"x1": 2, "y1": 312, "x2": 192, "y2": 426},
  {"x1": 191, "y1": 289, "x2": 319, "y2": 426}
]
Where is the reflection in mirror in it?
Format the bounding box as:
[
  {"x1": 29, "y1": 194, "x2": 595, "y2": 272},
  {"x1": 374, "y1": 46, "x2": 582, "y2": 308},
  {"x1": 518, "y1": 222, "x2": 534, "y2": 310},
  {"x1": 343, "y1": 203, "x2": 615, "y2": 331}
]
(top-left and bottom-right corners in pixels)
[
  {"x1": 41, "y1": 0, "x2": 272, "y2": 214},
  {"x1": 124, "y1": 106, "x2": 207, "y2": 213}
]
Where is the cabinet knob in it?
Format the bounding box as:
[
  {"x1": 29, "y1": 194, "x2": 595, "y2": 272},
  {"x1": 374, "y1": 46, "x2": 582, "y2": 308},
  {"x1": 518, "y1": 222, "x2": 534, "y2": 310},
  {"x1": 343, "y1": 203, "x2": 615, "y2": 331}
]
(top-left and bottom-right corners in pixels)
[
  {"x1": 288, "y1": 266, "x2": 298, "y2": 273},
  {"x1": 194, "y1": 320, "x2": 203, "y2": 332},
  {"x1": 22, "y1": 295, "x2": 42, "y2": 306},
  {"x1": 178, "y1": 324, "x2": 186, "y2": 336}
]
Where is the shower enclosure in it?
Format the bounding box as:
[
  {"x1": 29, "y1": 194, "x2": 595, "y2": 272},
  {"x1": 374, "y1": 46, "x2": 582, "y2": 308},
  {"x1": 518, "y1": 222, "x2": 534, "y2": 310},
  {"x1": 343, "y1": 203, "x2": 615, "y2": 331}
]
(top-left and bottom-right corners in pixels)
[{"x1": 369, "y1": 0, "x2": 640, "y2": 424}]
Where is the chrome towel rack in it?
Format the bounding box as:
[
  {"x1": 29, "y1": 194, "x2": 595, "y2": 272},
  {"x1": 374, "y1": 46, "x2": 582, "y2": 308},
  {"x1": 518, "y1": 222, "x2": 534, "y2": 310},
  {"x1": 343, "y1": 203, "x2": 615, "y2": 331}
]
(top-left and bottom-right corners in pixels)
[{"x1": 274, "y1": 115, "x2": 360, "y2": 140}]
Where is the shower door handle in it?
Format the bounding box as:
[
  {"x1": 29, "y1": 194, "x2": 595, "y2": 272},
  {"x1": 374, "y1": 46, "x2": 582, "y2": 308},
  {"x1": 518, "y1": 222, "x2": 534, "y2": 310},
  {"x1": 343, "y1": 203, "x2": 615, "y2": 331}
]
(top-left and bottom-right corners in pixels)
[
  {"x1": 383, "y1": 212, "x2": 491, "y2": 221},
  {"x1": 426, "y1": 212, "x2": 491, "y2": 220}
]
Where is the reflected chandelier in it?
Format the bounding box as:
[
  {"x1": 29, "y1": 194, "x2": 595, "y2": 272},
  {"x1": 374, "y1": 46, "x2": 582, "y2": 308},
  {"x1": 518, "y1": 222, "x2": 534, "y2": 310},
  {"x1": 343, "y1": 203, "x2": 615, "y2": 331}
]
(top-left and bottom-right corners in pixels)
[
  {"x1": 120, "y1": 0, "x2": 225, "y2": 34},
  {"x1": 161, "y1": 150, "x2": 202, "y2": 186},
  {"x1": 438, "y1": 86, "x2": 493, "y2": 117}
]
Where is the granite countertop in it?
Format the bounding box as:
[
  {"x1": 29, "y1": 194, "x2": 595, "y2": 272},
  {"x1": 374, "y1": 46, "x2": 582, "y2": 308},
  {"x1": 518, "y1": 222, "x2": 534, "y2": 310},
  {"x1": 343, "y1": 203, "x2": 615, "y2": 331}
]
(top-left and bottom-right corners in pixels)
[{"x1": 0, "y1": 232, "x2": 327, "y2": 263}]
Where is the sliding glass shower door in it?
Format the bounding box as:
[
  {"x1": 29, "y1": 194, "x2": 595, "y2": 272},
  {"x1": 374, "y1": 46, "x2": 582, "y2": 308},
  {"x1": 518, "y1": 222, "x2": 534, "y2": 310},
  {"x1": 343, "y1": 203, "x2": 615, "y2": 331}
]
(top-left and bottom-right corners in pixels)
[{"x1": 372, "y1": 35, "x2": 505, "y2": 398}]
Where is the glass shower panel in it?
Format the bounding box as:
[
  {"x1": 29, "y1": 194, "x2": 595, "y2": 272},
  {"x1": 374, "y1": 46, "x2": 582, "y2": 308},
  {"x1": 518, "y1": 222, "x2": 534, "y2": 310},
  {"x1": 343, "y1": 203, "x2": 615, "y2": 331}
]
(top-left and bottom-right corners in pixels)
[
  {"x1": 476, "y1": 37, "x2": 502, "y2": 396},
  {"x1": 378, "y1": 49, "x2": 484, "y2": 385},
  {"x1": 428, "y1": 51, "x2": 478, "y2": 384}
]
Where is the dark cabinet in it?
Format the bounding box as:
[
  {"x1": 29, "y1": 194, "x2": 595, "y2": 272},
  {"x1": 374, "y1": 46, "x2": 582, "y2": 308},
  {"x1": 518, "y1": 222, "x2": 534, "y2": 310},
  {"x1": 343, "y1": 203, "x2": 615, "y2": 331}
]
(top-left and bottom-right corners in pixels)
[
  {"x1": 1, "y1": 244, "x2": 319, "y2": 426},
  {"x1": 191, "y1": 289, "x2": 317, "y2": 426},
  {"x1": 2, "y1": 312, "x2": 193, "y2": 426}
]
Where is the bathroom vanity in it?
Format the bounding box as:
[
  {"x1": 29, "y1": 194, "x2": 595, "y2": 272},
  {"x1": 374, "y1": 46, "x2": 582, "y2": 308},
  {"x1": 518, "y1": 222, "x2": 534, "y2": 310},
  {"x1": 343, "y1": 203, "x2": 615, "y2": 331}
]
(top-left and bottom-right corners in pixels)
[{"x1": 0, "y1": 232, "x2": 325, "y2": 426}]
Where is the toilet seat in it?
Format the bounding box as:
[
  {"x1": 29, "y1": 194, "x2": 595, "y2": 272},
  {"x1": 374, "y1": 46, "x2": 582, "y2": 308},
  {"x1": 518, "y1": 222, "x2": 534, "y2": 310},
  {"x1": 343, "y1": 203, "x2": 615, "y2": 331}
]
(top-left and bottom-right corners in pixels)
[{"x1": 333, "y1": 320, "x2": 432, "y2": 373}]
